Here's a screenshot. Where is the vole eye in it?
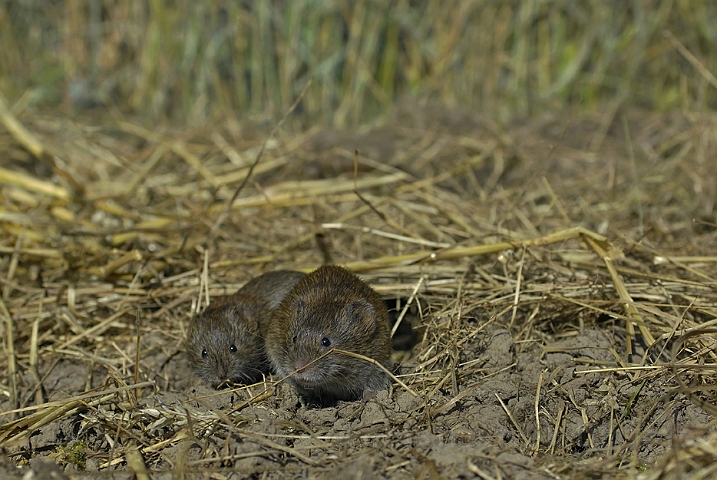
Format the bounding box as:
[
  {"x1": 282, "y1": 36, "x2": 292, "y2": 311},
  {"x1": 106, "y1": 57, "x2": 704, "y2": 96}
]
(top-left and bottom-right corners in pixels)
[
  {"x1": 201, "y1": 348, "x2": 208, "y2": 358},
  {"x1": 321, "y1": 337, "x2": 331, "y2": 347},
  {"x1": 292, "y1": 335, "x2": 298, "y2": 344},
  {"x1": 230, "y1": 344, "x2": 237, "y2": 353}
]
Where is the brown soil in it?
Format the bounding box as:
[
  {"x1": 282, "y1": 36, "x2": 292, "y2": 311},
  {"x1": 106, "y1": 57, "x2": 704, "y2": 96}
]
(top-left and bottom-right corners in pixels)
[{"x1": 1, "y1": 102, "x2": 716, "y2": 479}]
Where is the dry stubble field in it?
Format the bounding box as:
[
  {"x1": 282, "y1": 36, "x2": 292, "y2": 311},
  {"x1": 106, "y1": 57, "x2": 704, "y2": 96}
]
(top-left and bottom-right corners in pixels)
[{"x1": 0, "y1": 101, "x2": 716, "y2": 479}]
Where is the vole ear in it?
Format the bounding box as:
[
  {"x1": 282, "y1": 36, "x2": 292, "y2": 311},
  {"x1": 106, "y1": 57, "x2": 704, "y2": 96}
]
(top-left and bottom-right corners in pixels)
[{"x1": 344, "y1": 299, "x2": 376, "y2": 331}]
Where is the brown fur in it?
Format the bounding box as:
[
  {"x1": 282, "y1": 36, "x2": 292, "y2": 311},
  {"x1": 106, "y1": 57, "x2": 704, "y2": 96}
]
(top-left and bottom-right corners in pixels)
[
  {"x1": 186, "y1": 270, "x2": 306, "y2": 386},
  {"x1": 265, "y1": 265, "x2": 392, "y2": 404}
]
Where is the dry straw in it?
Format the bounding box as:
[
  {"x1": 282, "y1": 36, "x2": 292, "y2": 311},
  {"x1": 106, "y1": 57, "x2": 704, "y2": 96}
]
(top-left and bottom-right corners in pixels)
[
  {"x1": 1, "y1": 97, "x2": 716, "y2": 476},
  {"x1": 2, "y1": 4, "x2": 717, "y2": 471}
]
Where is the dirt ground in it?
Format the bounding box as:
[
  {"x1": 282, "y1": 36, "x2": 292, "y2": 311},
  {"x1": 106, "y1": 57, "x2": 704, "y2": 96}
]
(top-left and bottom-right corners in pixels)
[{"x1": 1, "y1": 102, "x2": 716, "y2": 479}]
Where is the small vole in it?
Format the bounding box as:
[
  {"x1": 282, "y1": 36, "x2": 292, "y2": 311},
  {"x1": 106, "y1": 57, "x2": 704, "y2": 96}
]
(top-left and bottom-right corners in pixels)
[
  {"x1": 186, "y1": 270, "x2": 306, "y2": 386},
  {"x1": 265, "y1": 265, "x2": 392, "y2": 404}
]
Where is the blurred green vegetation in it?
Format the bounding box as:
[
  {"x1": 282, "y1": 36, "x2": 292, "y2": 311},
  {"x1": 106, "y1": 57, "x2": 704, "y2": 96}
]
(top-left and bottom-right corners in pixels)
[{"x1": 0, "y1": 0, "x2": 715, "y2": 126}]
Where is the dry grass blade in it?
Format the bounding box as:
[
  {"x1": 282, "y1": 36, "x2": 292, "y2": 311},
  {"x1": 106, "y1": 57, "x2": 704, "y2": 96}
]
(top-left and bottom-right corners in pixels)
[
  {"x1": 207, "y1": 78, "x2": 313, "y2": 243},
  {"x1": 332, "y1": 349, "x2": 418, "y2": 397},
  {"x1": 584, "y1": 235, "x2": 656, "y2": 355},
  {"x1": 0, "y1": 92, "x2": 84, "y2": 196},
  {"x1": 0, "y1": 298, "x2": 17, "y2": 422},
  {"x1": 495, "y1": 393, "x2": 528, "y2": 445},
  {"x1": 389, "y1": 276, "x2": 424, "y2": 338},
  {"x1": 0, "y1": 92, "x2": 45, "y2": 160},
  {"x1": 0, "y1": 166, "x2": 69, "y2": 200},
  {"x1": 1, "y1": 393, "x2": 115, "y2": 445},
  {"x1": 125, "y1": 444, "x2": 151, "y2": 480},
  {"x1": 234, "y1": 429, "x2": 318, "y2": 466},
  {"x1": 670, "y1": 328, "x2": 717, "y2": 416},
  {"x1": 664, "y1": 30, "x2": 717, "y2": 91}
]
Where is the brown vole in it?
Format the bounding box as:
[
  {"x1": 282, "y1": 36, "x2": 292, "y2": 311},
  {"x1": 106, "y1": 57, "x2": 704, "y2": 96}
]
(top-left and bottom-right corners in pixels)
[
  {"x1": 186, "y1": 270, "x2": 306, "y2": 386},
  {"x1": 265, "y1": 265, "x2": 392, "y2": 404}
]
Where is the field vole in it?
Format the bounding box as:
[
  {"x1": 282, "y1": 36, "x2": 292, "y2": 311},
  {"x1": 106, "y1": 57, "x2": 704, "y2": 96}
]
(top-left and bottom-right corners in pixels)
[
  {"x1": 186, "y1": 270, "x2": 306, "y2": 386},
  {"x1": 266, "y1": 265, "x2": 392, "y2": 404}
]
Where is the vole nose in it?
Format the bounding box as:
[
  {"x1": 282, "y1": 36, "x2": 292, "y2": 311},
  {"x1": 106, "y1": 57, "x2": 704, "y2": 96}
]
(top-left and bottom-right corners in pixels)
[{"x1": 294, "y1": 358, "x2": 311, "y2": 373}]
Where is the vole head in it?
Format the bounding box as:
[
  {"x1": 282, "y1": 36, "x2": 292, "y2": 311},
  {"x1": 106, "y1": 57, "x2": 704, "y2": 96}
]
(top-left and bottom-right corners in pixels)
[
  {"x1": 275, "y1": 297, "x2": 381, "y2": 387},
  {"x1": 186, "y1": 299, "x2": 268, "y2": 386}
]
